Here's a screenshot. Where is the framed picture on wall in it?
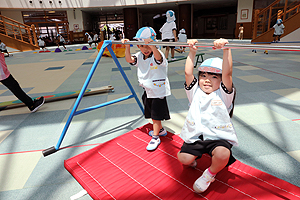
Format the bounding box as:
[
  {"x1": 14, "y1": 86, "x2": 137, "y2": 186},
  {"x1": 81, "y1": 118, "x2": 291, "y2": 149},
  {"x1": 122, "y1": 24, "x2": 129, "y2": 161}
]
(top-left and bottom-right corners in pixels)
[{"x1": 241, "y1": 9, "x2": 248, "y2": 19}]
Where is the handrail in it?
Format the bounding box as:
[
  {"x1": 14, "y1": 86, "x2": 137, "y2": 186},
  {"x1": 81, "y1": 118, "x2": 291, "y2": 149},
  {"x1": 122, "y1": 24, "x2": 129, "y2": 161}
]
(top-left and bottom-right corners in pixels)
[
  {"x1": 252, "y1": 0, "x2": 300, "y2": 40},
  {"x1": 0, "y1": 14, "x2": 38, "y2": 47}
]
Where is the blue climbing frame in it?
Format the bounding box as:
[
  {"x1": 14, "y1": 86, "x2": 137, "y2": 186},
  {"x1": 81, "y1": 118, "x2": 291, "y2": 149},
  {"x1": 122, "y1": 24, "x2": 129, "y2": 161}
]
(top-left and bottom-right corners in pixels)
[{"x1": 42, "y1": 40, "x2": 144, "y2": 156}]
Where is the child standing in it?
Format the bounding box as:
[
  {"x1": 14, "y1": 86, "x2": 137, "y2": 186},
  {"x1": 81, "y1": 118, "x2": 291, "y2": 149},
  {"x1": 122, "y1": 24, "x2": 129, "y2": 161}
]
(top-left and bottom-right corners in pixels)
[
  {"x1": 178, "y1": 28, "x2": 187, "y2": 53},
  {"x1": 38, "y1": 36, "x2": 46, "y2": 51},
  {"x1": 57, "y1": 34, "x2": 66, "y2": 49},
  {"x1": 93, "y1": 32, "x2": 99, "y2": 47},
  {"x1": 238, "y1": 24, "x2": 244, "y2": 40},
  {"x1": 160, "y1": 10, "x2": 177, "y2": 60},
  {"x1": 122, "y1": 27, "x2": 171, "y2": 151},
  {"x1": 273, "y1": 19, "x2": 285, "y2": 42},
  {"x1": 0, "y1": 52, "x2": 45, "y2": 112},
  {"x1": 177, "y1": 38, "x2": 238, "y2": 193},
  {"x1": 85, "y1": 32, "x2": 93, "y2": 47},
  {"x1": 0, "y1": 40, "x2": 10, "y2": 57}
]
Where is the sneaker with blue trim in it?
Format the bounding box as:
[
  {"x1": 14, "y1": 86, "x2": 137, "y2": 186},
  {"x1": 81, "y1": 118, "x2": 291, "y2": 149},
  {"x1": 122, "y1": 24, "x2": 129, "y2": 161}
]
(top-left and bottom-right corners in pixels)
[
  {"x1": 148, "y1": 128, "x2": 167, "y2": 137},
  {"x1": 146, "y1": 136, "x2": 161, "y2": 151}
]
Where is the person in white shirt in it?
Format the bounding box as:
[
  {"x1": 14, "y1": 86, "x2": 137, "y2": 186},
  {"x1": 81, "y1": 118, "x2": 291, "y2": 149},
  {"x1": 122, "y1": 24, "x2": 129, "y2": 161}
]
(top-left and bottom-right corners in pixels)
[
  {"x1": 37, "y1": 36, "x2": 46, "y2": 51},
  {"x1": 0, "y1": 40, "x2": 10, "y2": 56},
  {"x1": 273, "y1": 19, "x2": 285, "y2": 42},
  {"x1": 177, "y1": 38, "x2": 237, "y2": 193},
  {"x1": 93, "y1": 32, "x2": 99, "y2": 47},
  {"x1": 57, "y1": 34, "x2": 66, "y2": 49},
  {"x1": 178, "y1": 28, "x2": 187, "y2": 53},
  {"x1": 122, "y1": 27, "x2": 171, "y2": 151},
  {"x1": 160, "y1": 10, "x2": 177, "y2": 60},
  {"x1": 85, "y1": 32, "x2": 93, "y2": 47}
]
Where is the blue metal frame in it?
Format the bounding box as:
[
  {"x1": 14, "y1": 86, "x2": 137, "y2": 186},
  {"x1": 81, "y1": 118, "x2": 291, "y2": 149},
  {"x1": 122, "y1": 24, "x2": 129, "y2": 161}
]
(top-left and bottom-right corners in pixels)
[{"x1": 53, "y1": 40, "x2": 144, "y2": 151}]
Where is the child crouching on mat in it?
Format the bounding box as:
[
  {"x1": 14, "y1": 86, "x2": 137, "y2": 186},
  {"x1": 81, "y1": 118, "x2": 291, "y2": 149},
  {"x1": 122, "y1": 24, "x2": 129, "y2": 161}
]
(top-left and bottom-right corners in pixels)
[
  {"x1": 177, "y1": 38, "x2": 238, "y2": 193},
  {"x1": 122, "y1": 27, "x2": 171, "y2": 151},
  {"x1": 0, "y1": 52, "x2": 45, "y2": 112}
]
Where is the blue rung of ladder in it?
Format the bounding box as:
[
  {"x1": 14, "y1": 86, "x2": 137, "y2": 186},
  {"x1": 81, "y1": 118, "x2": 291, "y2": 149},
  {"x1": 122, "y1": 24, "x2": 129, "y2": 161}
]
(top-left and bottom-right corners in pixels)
[{"x1": 42, "y1": 40, "x2": 144, "y2": 157}]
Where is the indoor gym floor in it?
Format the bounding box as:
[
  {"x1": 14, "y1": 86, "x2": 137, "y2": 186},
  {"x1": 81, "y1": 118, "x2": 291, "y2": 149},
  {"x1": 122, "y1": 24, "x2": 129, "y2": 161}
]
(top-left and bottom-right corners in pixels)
[{"x1": 0, "y1": 40, "x2": 300, "y2": 200}]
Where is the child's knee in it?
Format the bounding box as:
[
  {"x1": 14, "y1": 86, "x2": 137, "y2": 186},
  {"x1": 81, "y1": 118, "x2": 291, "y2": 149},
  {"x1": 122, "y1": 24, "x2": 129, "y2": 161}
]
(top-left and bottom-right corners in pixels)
[
  {"x1": 212, "y1": 146, "x2": 230, "y2": 161},
  {"x1": 177, "y1": 151, "x2": 195, "y2": 165}
]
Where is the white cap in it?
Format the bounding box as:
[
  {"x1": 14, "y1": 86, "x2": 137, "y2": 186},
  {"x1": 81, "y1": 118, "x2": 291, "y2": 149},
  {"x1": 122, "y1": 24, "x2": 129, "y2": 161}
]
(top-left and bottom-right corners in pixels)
[
  {"x1": 166, "y1": 10, "x2": 176, "y2": 23},
  {"x1": 133, "y1": 27, "x2": 157, "y2": 41},
  {"x1": 198, "y1": 57, "x2": 223, "y2": 74},
  {"x1": 179, "y1": 29, "x2": 185, "y2": 34},
  {"x1": 277, "y1": 19, "x2": 283, "y2": 24}
]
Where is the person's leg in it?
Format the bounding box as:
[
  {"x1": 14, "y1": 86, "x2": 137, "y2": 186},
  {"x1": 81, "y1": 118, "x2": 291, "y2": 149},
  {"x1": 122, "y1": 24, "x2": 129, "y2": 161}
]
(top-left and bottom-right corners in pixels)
[
  {"x1": 193, "y1": 145, "x2": 230, "y2": 193},
  {"x1": 177, "y1": 151, "x2": 197, "y2": 166},
  {"x1": 165, "y1": 46, "x2": 170, "y2": 59},
  {"x1": 171, "y1": 47, "x2": 175, "y2": 58},
  {"x1": 209, "y1": 146, "x2": 230, "y2": 173},
  {"x1": 152, "y1": 119, "x2": 162, "y2": 136},
  {"x1": 1, "y1": 75, "x2": 33, "y2": 107}
]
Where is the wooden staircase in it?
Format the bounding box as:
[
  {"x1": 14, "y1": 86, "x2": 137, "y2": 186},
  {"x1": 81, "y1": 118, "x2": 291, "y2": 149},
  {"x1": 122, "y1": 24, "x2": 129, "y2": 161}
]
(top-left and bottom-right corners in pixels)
[
  {"x1": 0, "y1": 15, "x2": 39, "y2": 51},
  {"x1": 252, "y1": 0, "x2": 300, "y2": 43}
]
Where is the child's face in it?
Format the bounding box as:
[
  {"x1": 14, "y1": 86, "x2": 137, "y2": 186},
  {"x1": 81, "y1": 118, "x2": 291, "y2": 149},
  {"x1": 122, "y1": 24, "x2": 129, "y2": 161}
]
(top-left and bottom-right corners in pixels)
[
  {"x1": 199, "y1": 72, "x2": 222, "y2": 94},
  {"x1": 137, "y1": 45, "x2": 153, "y2": 58}
]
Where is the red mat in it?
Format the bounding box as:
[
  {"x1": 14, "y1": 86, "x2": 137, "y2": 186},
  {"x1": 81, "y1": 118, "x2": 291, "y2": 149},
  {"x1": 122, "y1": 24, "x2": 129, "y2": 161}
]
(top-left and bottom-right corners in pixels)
[{"x1": 65, "y1": 123, "x2": 300, "y2": 200}]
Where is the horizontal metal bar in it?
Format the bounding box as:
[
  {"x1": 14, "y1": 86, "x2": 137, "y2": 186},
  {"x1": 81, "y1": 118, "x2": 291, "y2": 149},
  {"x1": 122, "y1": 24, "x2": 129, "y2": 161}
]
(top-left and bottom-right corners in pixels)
[{"x1": 111, "y1": 40, "x2": 300, "y2": 52}]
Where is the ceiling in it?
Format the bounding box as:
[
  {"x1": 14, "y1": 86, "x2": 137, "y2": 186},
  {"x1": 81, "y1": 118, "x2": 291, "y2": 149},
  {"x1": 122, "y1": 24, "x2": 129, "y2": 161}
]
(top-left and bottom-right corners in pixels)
[{"x1": 81, "y1": 0, "x2": 238, "y2": 15}]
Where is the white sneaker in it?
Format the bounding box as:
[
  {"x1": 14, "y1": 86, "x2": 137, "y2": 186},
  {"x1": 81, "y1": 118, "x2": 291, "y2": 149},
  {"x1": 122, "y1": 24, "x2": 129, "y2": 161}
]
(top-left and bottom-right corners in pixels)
[
  {"x1": 148, "y1": 128, "x2": 167, "y2": 137},
  {"x1": 146, "y1": 136, "x2": 161, "y2": 151},
  {"x1": 193, "y1": 168, "x2": 215, "y2": 193},
  {"x1": 171, "y1": 57, "x2": 176, "y2": 61}
]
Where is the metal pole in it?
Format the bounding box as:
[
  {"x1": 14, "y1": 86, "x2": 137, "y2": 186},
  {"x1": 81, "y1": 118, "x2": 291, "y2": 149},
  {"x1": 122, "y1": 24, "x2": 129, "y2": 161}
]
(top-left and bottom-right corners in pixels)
[{"x1": 111, "y1": 41, "x2": 300, "y2": 52}]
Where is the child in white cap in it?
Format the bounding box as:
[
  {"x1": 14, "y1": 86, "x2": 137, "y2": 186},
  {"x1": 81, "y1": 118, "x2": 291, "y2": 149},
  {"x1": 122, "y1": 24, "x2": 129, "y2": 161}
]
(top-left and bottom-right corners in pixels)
[
  {"x1": 160, "y1": 10, "x2": 177, "y2": 60},
  {"x1": 177, "y1": 38, "x2": 238, "y2": 193},
  {"x1": 57, "y1": 34, "x2": 66, "y2": 49},
  {"x1": 273, "y1": 19, "x2": 285, "y2": 42},
  {"x1": 122, "y1": 27, "x2": 171, "y2": 151},
  {"x1": 37, "y1": 36, "x2": 46, "y2": 51},
  {"x1": 85, "y1": 32, "x2": 93, "y2": 47},
  {"x1": 178, "y1": 28, "x2": 187, "y2": 53}
]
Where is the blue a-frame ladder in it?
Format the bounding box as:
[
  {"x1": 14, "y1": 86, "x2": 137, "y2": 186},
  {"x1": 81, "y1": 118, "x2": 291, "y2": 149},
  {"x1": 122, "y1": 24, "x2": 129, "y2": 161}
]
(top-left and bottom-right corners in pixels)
[{"x1": 42, "y1": 40, "x2": 144, "y2": 156}]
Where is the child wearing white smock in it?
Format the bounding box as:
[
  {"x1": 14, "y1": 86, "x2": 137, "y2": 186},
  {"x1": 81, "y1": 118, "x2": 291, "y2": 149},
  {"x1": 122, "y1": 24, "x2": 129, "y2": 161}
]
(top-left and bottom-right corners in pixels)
[
  {"x1": 177, "y1": 39, "x2": 238, "y2": 193},
  {"x1": 122, "y1": 27, "x2": 171, "y2": 151}
]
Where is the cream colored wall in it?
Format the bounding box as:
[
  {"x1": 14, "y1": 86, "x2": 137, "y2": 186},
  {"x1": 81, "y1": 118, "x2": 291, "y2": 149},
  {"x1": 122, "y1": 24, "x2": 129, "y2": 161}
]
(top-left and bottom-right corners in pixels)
[
  {"x1": 0, "y1": 10, "x2": 23, "y2": 23},
  {"x1": 67, "y1": 9, "x2": 84, "y2": 32},
  {"x1": 281, "y1": 28, "x2": 300, "y2": 42},
  {"x1": 237, "y1": 0, "x2": 254, "y2": 23}
]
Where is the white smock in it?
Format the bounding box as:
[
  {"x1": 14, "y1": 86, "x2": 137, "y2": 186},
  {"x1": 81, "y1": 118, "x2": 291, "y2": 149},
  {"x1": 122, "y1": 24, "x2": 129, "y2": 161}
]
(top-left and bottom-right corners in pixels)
[
  {"x1": 160, "y1": 21, "x2": 177, "y2": 40},
  {"x1": 180, "y1": 80, "x2": 238, "y2": 146},
  {"x1": 131, "y1": 50, "x2": 171, "y2": 98}
]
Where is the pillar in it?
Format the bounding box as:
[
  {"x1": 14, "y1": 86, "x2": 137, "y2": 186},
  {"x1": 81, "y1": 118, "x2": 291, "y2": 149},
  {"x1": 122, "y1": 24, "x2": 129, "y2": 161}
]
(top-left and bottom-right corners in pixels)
[{"x1": 123, "y1": 8, "x2": 139, "y2": 40}]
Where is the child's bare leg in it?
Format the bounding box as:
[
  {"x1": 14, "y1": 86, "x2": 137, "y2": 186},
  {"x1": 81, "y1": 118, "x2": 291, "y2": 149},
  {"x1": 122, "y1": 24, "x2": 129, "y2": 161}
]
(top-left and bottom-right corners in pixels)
[
  {"x1": 177, "y1": 152, "x2": 197, "y2": 165},
  {"x1": 152, "y1": 119, "x2": 162, "y2": 136},
  {"x1": 146, "y1": 119, "x2": 163, "y2": 151},
  {"x1": 171, "y1": 48, "x2": 175, "y2": 58},
  {"x1": 193, "y1": 146, "x2": 230, "y2": 193},
  {"x1": 165, "y1": 47, "x2": 170, "y2": 59},
  {"x1": 209, "y1": 146, "x2": 230, "y2": 174}
]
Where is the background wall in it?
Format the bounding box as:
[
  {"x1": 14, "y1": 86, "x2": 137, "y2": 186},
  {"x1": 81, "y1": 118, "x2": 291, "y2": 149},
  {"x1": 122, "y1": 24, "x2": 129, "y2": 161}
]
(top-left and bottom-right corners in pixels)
[
  {"x1": 237, "y1": 0, "x2": 254, "y2": 23},
  {"x1": 67, "y1": 9, "x2": 84, "y2": 32},
  {"x1": 0, "y1": 10, "x2": 23, "y2": 22}
]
